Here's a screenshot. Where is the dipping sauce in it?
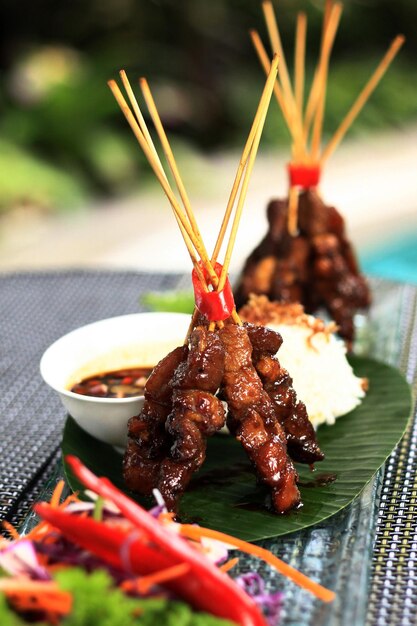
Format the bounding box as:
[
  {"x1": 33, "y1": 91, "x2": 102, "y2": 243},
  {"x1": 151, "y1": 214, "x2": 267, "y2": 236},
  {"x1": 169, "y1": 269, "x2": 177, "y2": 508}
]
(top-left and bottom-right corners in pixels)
[{"x1": 70, "y1": 367, "x2": 154, "y2": 399}]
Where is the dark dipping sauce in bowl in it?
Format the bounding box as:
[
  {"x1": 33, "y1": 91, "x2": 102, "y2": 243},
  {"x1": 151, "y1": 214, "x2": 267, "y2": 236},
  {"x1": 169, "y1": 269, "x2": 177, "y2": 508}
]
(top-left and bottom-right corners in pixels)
[{"x1": 70, "y1": 367, "x2": 154, "y2": 399}]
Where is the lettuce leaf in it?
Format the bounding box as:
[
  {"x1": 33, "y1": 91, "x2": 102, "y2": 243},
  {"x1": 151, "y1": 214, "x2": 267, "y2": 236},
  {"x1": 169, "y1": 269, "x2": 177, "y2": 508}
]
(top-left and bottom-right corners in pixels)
[
  {"x1": 0, "y1": 568, "x2": 236, "y2": 626},
  {"x1": 141, "y1": 291, "x2": 194, "y2": 314}
]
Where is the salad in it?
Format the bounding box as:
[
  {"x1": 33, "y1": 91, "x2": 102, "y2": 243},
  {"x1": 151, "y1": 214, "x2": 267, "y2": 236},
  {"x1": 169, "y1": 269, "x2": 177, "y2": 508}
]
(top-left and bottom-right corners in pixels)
[{"x1": 0, "y1": 457, "x2": 334, "y2": 625}]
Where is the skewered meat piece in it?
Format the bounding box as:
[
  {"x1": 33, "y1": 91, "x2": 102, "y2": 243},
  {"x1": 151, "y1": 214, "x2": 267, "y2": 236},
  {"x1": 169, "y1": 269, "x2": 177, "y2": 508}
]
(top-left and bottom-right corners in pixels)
[
  {"x1": 244, "y1": 323, "x2": 324, "y2": 465},
  {"x1": 156, "y1": 326, "x2": 226, "y2": 510},
  {"x1": 219, "y1": 324, "x2": 300, "y2": 513},
  {"x1": 310, "y1": 233, "x2": 370, "y2": 343},
  {"x1": 124, "y1": 322, "x2": 320, "y2": 514},
  {"x1": 123, "y1": 345, "x2": 188, "y2": 495},
  {"x1": 235, "y1": 190, "x2": 371, "y2": 344}
]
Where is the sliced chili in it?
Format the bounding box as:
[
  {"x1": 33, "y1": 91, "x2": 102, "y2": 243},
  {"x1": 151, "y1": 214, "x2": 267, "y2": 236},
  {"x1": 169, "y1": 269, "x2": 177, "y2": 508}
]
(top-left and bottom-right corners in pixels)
[
  {"x1": 59, "y1": 456, "x2": 267, "y2": 626},
  {"x1": 287, "y1": 163, "x2": 321, "y2": 189},
  {"x1": 191, "y1": 261, "x2": 235, "y2": 322}
]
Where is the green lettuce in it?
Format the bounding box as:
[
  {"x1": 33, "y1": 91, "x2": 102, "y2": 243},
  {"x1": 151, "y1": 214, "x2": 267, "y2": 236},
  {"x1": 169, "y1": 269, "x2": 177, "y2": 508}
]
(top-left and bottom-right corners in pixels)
[
  {"x1": 0, "y1": 568, "x2": 236, "y2": 626},
  {"x1": 141, "y1": 291, "x2": 194, "y2": 314}
]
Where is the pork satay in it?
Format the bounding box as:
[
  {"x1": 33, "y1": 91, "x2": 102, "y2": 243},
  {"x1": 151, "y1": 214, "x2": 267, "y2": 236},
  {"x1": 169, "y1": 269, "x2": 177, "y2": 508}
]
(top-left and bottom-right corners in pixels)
[
  {"x1": 123, "y1": 345, "x2": 187, "y2": 494},
  {"x1": 158, "y1": 389, "x2": 225, "y2": 510},
  {"x1": 235, "y1": 190, "x2": 371, "y2": 344},
  {"x1": 219, "y1": 324, "x2": 300, "y2": 513},
  {"x1": 156, "y1": 327, "x2": 226, "y2": 510},
  {"x1": 244, "y1": 323, "x2": 324, "y2": 465},
  {"x1": 311, "y1": 233, "x2": 370, "y2": 346}
]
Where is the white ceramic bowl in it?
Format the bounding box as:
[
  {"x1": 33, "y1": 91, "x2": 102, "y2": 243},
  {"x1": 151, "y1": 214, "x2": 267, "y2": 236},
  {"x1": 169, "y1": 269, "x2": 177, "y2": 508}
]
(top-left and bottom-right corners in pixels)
[{"x1": 40, "y1": 312, "x2": 191, "y2": 448}]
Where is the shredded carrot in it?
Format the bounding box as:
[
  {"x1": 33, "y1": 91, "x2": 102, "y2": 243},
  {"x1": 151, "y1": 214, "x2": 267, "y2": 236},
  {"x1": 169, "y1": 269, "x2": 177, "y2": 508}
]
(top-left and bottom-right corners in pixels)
[
  {"x1": 59, "y1": 493, "x2": 80, "y2": 509},
  {"x1": 25, "y1": 494, "x2": 79, "y2": 540},
  {"x1": 219, "y1": 557, "x2": 239, "y2": 573},
  {"x1": 121, "y1": 563, "x2": 191, "y2": 594},
  {"x1": 179, "y1": 525, "x2": 335, "y2": 603},
  {"x1": 25, "y1": 520, "x2": 51, "y2": 541},
  {"x1": 1, "y1": 520, "x2": 20, "y2": 540},
  {"x1": 8, "y1": 588, "x2": 72, "y2": 616},
  {"x1": 1, "y1": 495, "x2": 79, "y2": 544},
  {"x1": 158, "y1": 511, "x2": 176, "y2": 525},
  {"x1": 50, "y1": 480, "x2": 66, "y2": 508},
  {"x1": 2, "y1": 579, "x2": 72, "y2": 616}
]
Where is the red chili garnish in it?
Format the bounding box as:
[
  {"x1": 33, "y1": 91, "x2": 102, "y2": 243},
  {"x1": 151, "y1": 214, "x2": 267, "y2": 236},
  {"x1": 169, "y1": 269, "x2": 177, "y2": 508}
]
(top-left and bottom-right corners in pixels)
[
  {"x1": 51, "y1": 456, "x2": 267, "y2": 626},
  {"x1": 287, "y1": 163, "x2": 321, "y2": 189},
  {"x1": 191, "y1": 261, "x2": 235, "y2": 322}
]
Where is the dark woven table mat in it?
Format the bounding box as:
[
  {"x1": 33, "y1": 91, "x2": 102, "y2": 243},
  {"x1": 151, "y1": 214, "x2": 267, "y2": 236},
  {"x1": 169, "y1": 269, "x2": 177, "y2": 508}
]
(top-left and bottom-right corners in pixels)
[
  {"x1": 0, "y1": 270, "x2": 416, "y2": 626},
  {"x1": 0, "y1": 270, "x2": 185, "y2": 527},
  {"x1": 366, "y1": 283, "x2": 417, "y2": 626}
]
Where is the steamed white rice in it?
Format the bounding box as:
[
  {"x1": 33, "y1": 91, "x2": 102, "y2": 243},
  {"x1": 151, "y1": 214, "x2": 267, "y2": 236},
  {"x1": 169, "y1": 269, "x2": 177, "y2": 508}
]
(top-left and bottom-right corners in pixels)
[
  {"x1": 269, "y1": 322, "x2": 365, "y2": 429},
  {"x1": 239, "y1": 295, "x2": 366, "y2": 429}
]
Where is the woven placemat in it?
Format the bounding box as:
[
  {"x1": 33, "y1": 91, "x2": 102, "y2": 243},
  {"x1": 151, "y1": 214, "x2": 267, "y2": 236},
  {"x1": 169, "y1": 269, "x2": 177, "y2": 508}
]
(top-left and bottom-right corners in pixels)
[
  {"x1": 0, "y1": 271, "x2": 416, "y2": 626},
  {"x1": 0, "y1": 270, "x2": 185, "y2": 527},
  {"x1": 367, "y1": 283, "x2": 417, "y2": 626}
]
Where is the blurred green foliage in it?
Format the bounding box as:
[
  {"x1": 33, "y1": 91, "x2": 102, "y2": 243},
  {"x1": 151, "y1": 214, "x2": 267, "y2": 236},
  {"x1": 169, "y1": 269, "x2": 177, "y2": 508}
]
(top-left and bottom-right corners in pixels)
[{"x1": 0, "y1": 0, "x2": 415, "y2": 212}]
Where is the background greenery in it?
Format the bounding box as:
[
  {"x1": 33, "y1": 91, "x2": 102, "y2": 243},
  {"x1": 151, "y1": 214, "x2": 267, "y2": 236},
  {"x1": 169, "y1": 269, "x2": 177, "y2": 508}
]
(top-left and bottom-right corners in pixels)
[{"x1": 0, "y1": 0, "x2": 416, "y2": 212}]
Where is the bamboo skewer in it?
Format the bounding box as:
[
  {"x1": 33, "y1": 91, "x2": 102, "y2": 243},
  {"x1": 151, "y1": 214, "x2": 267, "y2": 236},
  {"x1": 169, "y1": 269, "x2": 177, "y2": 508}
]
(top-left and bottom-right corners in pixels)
[
  {"x1": 252, "y1": 0, "x2": 403, "y2": 236},
  {"x1": 250, "y1": 30, "x2": 305, "y2": 160},
  {"x1": 119, "y1": 70, "x2": 166, "y2": 180},
  {"x1": 262, "y1": 1, "x2": 296, "y2": 120},
  {"x1": 208, "y1": 55, "x2": 279, "y2": 331},
  {"x1": 323, "y1": 0, "x2": 334, "y2": 38},
  {"x1": 110, "y1": 60, "x2": 276, "y2": 328},
  {"x1": 294, "y1": 12, "x2": 307, "y2": 122},
  {"x1": 212, "y1": 54, "x2": 280, "y2": 264},
  {"x1": 120, "y1": 75, "x2": 211, "y2": 290},
  {"x1": 287, "y1": 185, "x2": 299, "y2": 237},
  {"x1": 108, "y1": 81, "x2": 192, "y2": 242},
  {"x1": 310, "y1": 2, "x2": 343, "y2": 159},
  {"x1": 108, "y1": 79, "x2": 209, "y2": 290},
  {"x1": 303, "y1": 0, "x2": 334, "y2": 140},
  {"x1": 250, "y1": 31, "x2": 294, "y2": 138},
  {"x1": 118, "y1": 72, "x2": 205, "y2": 277},
  {"x1": 218, "y1": 54, "x2": 279, "y2": 291},
  {"x1": 139, "y1": 78, "x2": 219, "y2": 289},
  {"x1": 117, "y1": 73, "x2": 207, "y2": 284},
  {"x1": 303, "y1": 67, "x2": 322, "y2": 143},
  {"x1": 321, "y1": 34, "x2": 405, "y2": 164},
  {"x1": 261, "y1": 1, "x2": 306, "y2": 159}
]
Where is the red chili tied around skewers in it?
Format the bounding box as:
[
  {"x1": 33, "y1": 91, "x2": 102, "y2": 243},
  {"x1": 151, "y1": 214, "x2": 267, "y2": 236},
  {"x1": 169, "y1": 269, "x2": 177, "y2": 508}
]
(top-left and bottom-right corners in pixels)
[
  {"x1": 192, "y1": 261, "x2": 235, "y2": 322},
  {"x1": 287, "y1": 163, "x2": 321, "y2": 189},
  {"x1": 35, "y1": 456, "x2": 267, "y2": 626}
]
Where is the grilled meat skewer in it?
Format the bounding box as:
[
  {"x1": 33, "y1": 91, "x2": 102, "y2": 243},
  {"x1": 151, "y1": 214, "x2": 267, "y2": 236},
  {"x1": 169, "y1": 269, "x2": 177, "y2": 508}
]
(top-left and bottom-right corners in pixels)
[
  {"x1": 157, "y1": 326, "x2": 226, "y2": 510},
  {"x1": 235, "y1": 190, "x2": 371, "y2": 345},
  {"x1": 219, "y1": 324, "x2": 301, "y2": 513},
  {"x1": 245, "y1": 323, "x2": 324, "y2": 465},
  {"x1": 124, "y1": 345, "x2": 187, "y2": 495}
]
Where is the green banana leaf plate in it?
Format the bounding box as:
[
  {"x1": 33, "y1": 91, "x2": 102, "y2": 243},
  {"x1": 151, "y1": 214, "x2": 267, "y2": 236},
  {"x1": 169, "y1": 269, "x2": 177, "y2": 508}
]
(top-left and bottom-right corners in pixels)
[{"x1": 62, "y1": 355, "x2": 412, "y2": 542}]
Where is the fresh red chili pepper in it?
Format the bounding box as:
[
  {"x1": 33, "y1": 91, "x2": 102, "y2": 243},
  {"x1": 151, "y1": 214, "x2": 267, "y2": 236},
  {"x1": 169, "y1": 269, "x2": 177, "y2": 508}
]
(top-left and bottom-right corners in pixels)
[
  {"x1": 287, "y1": 163, "x2": 321, "y2": 189},
  {"x1": 62, "y1": 455, "x2": 267, "y2": 626},
  {"x1": 191, "y1": 261, "x2": 235, "y2": 322},
  {"x1": 34, "y1": 504, "x2": 176, "y2": 579}
]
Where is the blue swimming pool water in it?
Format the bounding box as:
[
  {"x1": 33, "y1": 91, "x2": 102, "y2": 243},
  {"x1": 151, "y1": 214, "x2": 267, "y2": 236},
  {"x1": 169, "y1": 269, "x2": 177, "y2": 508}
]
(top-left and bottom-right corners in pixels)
[{"x1": 360, "y1": 231, "x2": 417, "y2": 285}]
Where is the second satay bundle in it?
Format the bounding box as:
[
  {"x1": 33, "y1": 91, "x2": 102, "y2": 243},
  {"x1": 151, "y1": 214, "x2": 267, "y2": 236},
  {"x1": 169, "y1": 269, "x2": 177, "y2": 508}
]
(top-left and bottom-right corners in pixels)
[{"x1": 235, "y1": 1, "x2": 403, "y2": 345}]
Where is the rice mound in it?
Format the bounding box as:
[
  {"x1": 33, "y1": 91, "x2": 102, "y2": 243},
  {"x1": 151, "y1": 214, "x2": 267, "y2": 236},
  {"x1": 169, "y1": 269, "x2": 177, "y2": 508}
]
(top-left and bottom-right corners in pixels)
[{"x1": 239, "y1": 295, "x2": 366, "y2": 429}]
